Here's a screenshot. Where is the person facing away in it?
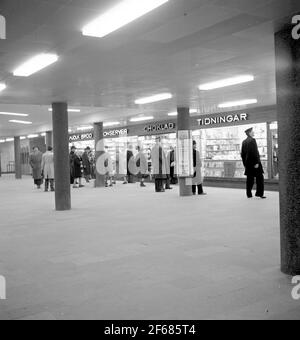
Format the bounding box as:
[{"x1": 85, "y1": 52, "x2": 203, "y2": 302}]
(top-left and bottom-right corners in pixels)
[
  {"x1": 124, "y1": 145, "x2": 135, "y2": 184},
  {"x1": 167, "y1": 146, "x2": 178, "y2": 185},
  {"x1": 70, "y1": 146, "x2": 84, "y2": 189},
  {"x1": 135, "y1": 145, "x2": 148, "y2": 187},
  {"x1": 241, "y1": 127, "x2": 266, "y2": 199},
  {"x1": 41, "y1": 146, "x2": 55, "y2": 192},
  {"x1": 29, "y1": 146, "x2": 43, "y2": 189},
  {"x1": 192, "y1": 141, "x2": 207, "y2": 196},
  {"x1": 151, "y1": 136, "x2": 167, "y2": 193},
  {"x1": 82, "y1": 146, "x2": 92, "y2": 183}
]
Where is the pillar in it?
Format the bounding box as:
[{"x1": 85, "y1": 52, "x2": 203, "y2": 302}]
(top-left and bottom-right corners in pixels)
[
  {"x1": 177, "y1": 107, "x2": 193, "y2": 197},
  {"x1": 52, "y1": 103, "x2": 71, "y2": 211},
  {"x1": 14, "y1": 136, "x2": 22, "y2": 179},
  {"x1": 45, "y1": 131, "x2": 53, "y2": 149},
  {"x1": 275, "y1": 20, "x2": 300, "y2": 275},
  {"x1": 94, "y1": 122, "x2": 105, "y2": 188}
]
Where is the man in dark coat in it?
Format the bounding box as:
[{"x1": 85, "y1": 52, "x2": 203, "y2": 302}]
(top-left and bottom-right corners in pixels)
[
  {"x1": 82, "y1": 147, "x2": 92, "y2": 183},
  {"x1": 241, "y1": 128, "x2": 266, "y2": 199},
  {"x1": 29, "y1": 146, "x2": 43, "y2": 189}
]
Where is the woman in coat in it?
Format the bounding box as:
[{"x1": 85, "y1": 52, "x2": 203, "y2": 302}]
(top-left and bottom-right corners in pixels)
[
  {"x1": 70, "y1": 146, "x2": 84, "y2": 189},
  {"x1": 82, "y1": 147, "x2": 92, "y2": 183},
  {"x1": 135, "y1": 145, "x2": 148, "y2": 187},
  {"x1": 29, "y1": 146, "x2": 43, "y2": 189},
  {"x1": 151, "y1": 137, "x2": 167, "y2": 193},
  {"x1": 192, "y1": 141, "x2": 206, "y2": 196},
  {"x1": 41, "y1": 146, "x2": 55, "y2": 192}
]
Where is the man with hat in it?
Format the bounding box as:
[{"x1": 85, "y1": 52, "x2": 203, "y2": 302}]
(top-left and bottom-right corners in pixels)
[{"x1": 241, "y1": 127, "x2": 266, "y2": 199}]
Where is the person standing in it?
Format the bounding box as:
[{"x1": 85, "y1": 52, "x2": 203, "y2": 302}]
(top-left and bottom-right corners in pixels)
[
  {"x1": 41, "y1": 146, "x2": 55, "y2": 192},
  {"x1": 124, "y1": 145, "x2": 135, "y2": 184},
  {"x1": 151, "y1": 137, "x2": 167, "y2": 193},
  {"x1": 135, "y1": 145, "x2": 148, "y2": 187},
  {"x1": 70, "y1": 146, "x2": 84, "y2": 189},
  {"x1": 82, "y1": 147, "x2": 92, "y2": 183},
  {"x1": 192, "y1": 141, "x2": 206, "y2": 196},
  {"x1": 167, "y1": 146, "x2": 178, "y2": 185},
  {"x1": 241, "y1": 127, "x2": 266, "y2": 199},
  {"x1": 104, "y1": 146, "x2": 114, "y2": 187},
  {"x1": 29, "y1": 146, "x2": 43, "y2": 189}
]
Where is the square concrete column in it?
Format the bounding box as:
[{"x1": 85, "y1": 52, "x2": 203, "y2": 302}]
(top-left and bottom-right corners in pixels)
[
  {"x1": 275, "y1": 21, "x2": 300, "y2": 275},
  {"x1": 94, "y1": 122, "x2": 105, "y2": 188},
  {"x1": 52, "y1": 103, "x2": 71, "y2": 211},
  {"x1": 177, "y1": 107, "x2": 193, "y2": 197},
  {"x1": 14, "y1": 136, "x2": 22, "y2": 179},
  {"x1": 45, "y1": 131, "x2": 53, "y2": 149}
]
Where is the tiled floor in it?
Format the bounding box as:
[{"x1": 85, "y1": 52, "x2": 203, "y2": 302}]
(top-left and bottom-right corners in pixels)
[{"x1": 0, "y1": 175, "x2": 298, "y2": 320}]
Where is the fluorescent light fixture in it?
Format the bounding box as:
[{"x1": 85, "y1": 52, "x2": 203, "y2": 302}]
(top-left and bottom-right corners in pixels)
[
  {"x1": 218, "y1": 99, "x2": 258, "y2": 108},
  {"x1": 5, "y1": 138, "x2": 14, "y2": 142},
  {"x1": 40, "y1": 133, "x2": 46, "y2": 137},
  {"x1": 13, "y1": 54, "x2": 59, "y2": 77},
  {"x1": 27, "y1": 134, "x2": 39, "y2": 139},
  {"x1": 130, "y1": 116, "x2": 154, "y2": 122},
  {"x1": 82, "y1": 0, "x2": 169, "y2": 38},
  {"x1": 135, "y1": 93, "x2": 173, "y2": 105},
  {"x1": 199, "y1": 75, "x2": 255, "y2": 91},
  {"x1": 103, "y1": 122, "x2": 121, "y2": 127},
  {"x1": 20, "y1": 136, "x2": 26, "y2": 140},
  {"x1": 77, "y1": 126, "x2": 93, "y2": 131},
  {"x1": 9, "y1": 120, "x2": 32, "y2": 125},
  {"x1": 0, "y1": 83, "x2": 7, "y2": 92},
  {"x1": 48, "y1": 108, "x2": 80, "y2": 113},
  {"x1": 0, "y1": 112, "x2": 29, "y2": 117},
  {"x1": 0, "y1": 139, "x2": 6, "y2": 143}
]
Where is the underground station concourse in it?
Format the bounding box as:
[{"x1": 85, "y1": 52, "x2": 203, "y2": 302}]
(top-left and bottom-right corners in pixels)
[{"x1": 0, "y1": 0, "x2": 300, "y2": 321}]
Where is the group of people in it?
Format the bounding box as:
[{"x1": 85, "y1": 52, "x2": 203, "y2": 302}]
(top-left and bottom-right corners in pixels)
[
  {"x1": 28, "y1": 126, "x2": 266, "y2": 199},
  {"x1": 29, "y1": 146, "x2": 55, "y2": 192}
]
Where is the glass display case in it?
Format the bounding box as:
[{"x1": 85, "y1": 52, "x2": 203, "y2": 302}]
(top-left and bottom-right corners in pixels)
[{"x1": 193, "y1": 123, "x2": 269, "y2": 179}]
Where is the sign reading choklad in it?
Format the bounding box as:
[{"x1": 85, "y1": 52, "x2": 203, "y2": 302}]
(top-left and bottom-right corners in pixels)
[
  {"x1": 144, "y1": 122, "x2": 176, "y2": 133},
  {"x1": 196, "y1": 113, "x2": 248, "y2": 127}
]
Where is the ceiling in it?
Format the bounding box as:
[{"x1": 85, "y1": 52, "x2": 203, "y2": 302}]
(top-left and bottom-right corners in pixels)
[{"x1": 0, "y1": 0, "x2": 299, "y2": 137}]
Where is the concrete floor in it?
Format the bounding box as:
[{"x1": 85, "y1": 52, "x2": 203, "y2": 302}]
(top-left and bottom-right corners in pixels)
[{"x1": 0, "y1": 175, "x2": 298, "y2": 320}]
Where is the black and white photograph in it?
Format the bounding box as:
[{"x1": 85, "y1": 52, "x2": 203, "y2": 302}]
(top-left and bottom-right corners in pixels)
[{"x1": 0, "y1": 0, "x2": 300, "y2": 323}]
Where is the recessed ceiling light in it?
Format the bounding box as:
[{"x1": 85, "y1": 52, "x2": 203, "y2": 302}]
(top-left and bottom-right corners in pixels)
[
  {"x1": 13, "y1": 54, "x2": 59, "y2": 77},
  {"x1": 0, "y1": 83, "x2": 7, "y2": 92},
  {"x1": 5, "y1": 138, "x2": 14, "y2": 142},
  {"x1": 0, "y1": 139, "x2": 6, "y2": 143},
  {"x1": 9, "y1": 120, "x2": 32, "y2": 125},
  {"x1": 77, "y1": 126, "x2": 93, "y2": 131},
  {"x1": 199, "y1": 75, "x2": 254, "y2": 91},
  {"x1": 48, "y1": 108, "x2": 80, "y2": 113},
  {"x1": 82, "y1": 0, "x2": 169, "y2": 38},
  {"x1": 40, "y1": 133, "x2": 46, "y2": 137},
  {"x1": 168, "y1": 109, "x2": 198, "y2": 117},
  {"x1": 27, "y1": 134, "x2": 39, "y2": 139},
  {"x1": 103, "y1": 122, "x2": 121, "y2": 127},
  {"x1": 218, "y1": 99, "x2": 258, "y2": 108},
  {"x1": 130, "y1": 116, "x2": 154, "y2": 122},
  {"x1": 0, "y1": 112, "x2": 29, "y2": 117},
  {"x1": 20, "y1": 136, "x2": 26, "y2": 140},
  {"x1": 135, "y1": 93, "x2": 173, "y2": 105}
]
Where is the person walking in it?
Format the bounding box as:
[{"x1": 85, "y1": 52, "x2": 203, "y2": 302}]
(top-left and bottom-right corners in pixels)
[
  {"x1": 82, "y1": 147, "x2": 92, "y2": 183},
  {"x1": 192, "y1": 141, "x2": 206, "y2": 196},
  {"x1": 29, "y1": 146, "x2": 43, "y2": 189},
  {"x1": 70, "y1": 146, "x2": 84, "y2": 189},
  {"x1": 124, "y1": 145, "x2": 135, "y2": 184},
  {"x1": 135, "y1": 145, "x2": 148, "y2": 187},
  {"x1": 241, "y1": 127, "x2": 266, "y2": 199},
  {"x1": 151, "y1": 137, "x2": 167, "y2": 193},
  {"x1": 41, "y1": 146, "x2": 55, "y2": 192}
]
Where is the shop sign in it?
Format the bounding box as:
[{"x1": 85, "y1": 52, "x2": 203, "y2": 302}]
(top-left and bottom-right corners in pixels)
[
  {"x1": 103, "y1": 129, "x2": 128, "y2": 137},
  {"x1": 144, "y1": 122, "x2": 176, "y2": 133},
  {"x1": 69, "y1": 132, "x2": 93, "y2": 142},
  {"x1": 197, "y1": 113, "x2": 248, "y2": 127},
  {"x1": 292, "y1": 15, "x2": 300, "y2": 40}
]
